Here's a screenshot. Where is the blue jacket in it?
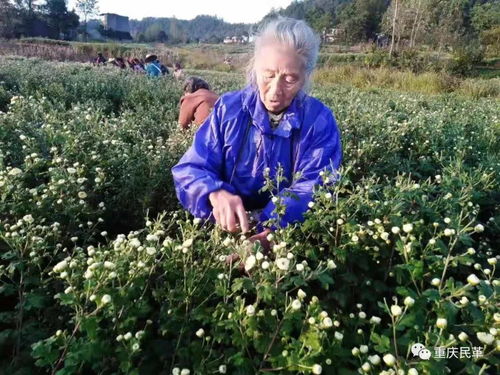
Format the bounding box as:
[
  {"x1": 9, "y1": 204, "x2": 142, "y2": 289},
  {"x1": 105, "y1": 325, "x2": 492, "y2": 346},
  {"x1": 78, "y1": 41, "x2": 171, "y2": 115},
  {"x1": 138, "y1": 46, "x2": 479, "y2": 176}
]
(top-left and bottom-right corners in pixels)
[
  {"x1": 146, "y1": 61, "x2": 162, "y2": 77},
  {"x1": 171, "y1": 85, "x2": 342, "y2": 228}
]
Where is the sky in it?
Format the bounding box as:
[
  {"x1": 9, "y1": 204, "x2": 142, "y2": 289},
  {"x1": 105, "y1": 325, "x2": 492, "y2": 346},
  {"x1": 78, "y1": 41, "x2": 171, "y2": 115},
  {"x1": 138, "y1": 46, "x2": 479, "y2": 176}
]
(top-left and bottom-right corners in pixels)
[{"x1": 67, "y1": 0, "x2": 294, "y2": 24}]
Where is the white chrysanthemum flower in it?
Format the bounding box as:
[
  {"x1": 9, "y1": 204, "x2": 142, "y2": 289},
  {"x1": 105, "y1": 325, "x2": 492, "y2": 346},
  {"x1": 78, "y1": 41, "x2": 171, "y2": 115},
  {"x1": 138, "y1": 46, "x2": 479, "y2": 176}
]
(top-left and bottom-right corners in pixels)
[
  {"x1": 291, "y1": 299, "x2": 301, "y2": 311},
  {"x1": 78, "y1": 191, "x2": 87, "y2": 199},
  {"x1": 275, "y1": 258, "x2": 290, "y2": 271},
  {"x1": 361, "y1": 362, "x2": 371, "y2": 372},
  {"x1": 444, "y1": 228, "x2": 454, "y2": 236},
  {"x1": 352, "y1": 347, "x2": 360, "y2": 356},
  {"x1": 467, "y1": 274, "x2": 480, "y2": 286},
  {"x1": 312, "y1": 364, "x2": 322, "y2": 374},
  {"x1": 369, "y1": 354, "x2": 381, "y2": 365},
  {"x1": 245, "y1": 255, "x2": 256, "y2": 271},
  {"x1": 195, "y1": 328, "x2": 204, "y2": 338},
  {"x1": 296, "y1": 263, "x2": 304, "y2": 272},
  {"x1": 408, "y1": 368, "x2": 418, "y2": 375},
  {"x1": 101, "y1": 294, "x2": 112, "y2": 304},
  {"x1": 327, "y1": 259, "x2": 337, "y2": 269},
  {"x1": 458, "y1": 332, "x2": 469, "y2": 342},
  {"x1": 390, "y1": 305, "x2": 402, "y2": 317},
  {"x1": 474, "y1": 224, "x2": 484, "y2": 233},
  {"x1": 476, "y1": 332, "x2": 494, "y2": 345},
  {"x1": 218, "y1": 365, "x2": 227, "y2": 374},
  {"x1": 308, "y1": 201, "x2": 315, "y2": 208},
  {"x1": 487, "y1": 257, "x2": 497, "y2": 265},
  {"x1": 360, "y1": 345, "x2": 368, "y2": 354},
  {"x1": 104, "y1": 261, "x2": 115, "y2": 269},
  {"x1": 431, "y1": 278, "x2": 440, "y2": 286},
  {"x1": 383, "y1": 353, "x2": 396, "y2": 366},
  {"x1": 84, "y1": 270, "x2": 93, "y2": 279},
  {"x1": 180, "y1": 369, "x2": 190, "y2": 375},
  {"x1": 404, "y1": 296, "x2": 415, "y2": 307},
  {"x1": 297, "y1": 289, "x2": 306, "y2": 299},
  {"x1": 246, "y1": 305, "x2": 255, "y2": 316},
  {"x1": 402, "y1": 223, "x2": 413, "y2": 233},
  {"x1": 255, "y1": 251, "x2": 264, "y2": 260},
  {"x1": 370, "y1": 316, "x2": 381, "y2": 324},
  {"x1": 261, "y1": 261, "x2": 270, "y2": 270},
  {"x1": 323, "y1": 317, "x2": 333, "y2": 328},
  {"x1": 334, "y1": 331, "x2": 344, "y2": 340},
  {"x1": 436, "y1": 318, "x2": 447, "y2": 329},
  {"x1": 53, "y1": 260, "x2": 68, "y2": 273}
]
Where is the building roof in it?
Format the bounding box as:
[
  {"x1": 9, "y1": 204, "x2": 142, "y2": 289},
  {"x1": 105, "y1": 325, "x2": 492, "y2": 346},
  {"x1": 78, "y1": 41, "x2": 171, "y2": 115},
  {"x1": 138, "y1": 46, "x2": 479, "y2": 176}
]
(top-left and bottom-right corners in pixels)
[{"x1": 100, "y1": 13, "x2": 129, "y2": 19}]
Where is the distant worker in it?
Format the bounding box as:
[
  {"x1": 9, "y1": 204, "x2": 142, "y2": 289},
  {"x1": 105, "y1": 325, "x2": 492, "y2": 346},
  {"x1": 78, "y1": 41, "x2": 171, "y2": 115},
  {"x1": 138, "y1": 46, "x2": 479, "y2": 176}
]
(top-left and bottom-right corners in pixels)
[
  {"x1": 178, "y1": 77, "x2": 218, "y2": 129},
  {"x1": 173, "y1": 62, "x2": 185, "y2": 80},
  {"x1": 145, "y1": 54, "x2": 163, "y2": 77},
  {"x1": 128, "y1": 58, "x2": 145, "y2": 73},
  {"x1": 107, "y1": 57, "x2": 126, "y2": 69},
  {"x1": 115, "y1": 57, "x2": 126, "y2": 69},
  {"x1": 94, "y1": 52, "x2": 106, "y2": 66}
]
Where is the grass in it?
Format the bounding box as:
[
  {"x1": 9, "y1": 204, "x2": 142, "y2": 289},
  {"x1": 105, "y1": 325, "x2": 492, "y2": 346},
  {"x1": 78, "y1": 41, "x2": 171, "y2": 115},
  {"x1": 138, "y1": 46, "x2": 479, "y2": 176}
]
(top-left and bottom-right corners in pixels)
[
  {"x1": 313, "y1": 65, "x2": 500, "y2": 99},
  {"x1": 1, "y1": 38, "x2": 498, "y2": 99}
]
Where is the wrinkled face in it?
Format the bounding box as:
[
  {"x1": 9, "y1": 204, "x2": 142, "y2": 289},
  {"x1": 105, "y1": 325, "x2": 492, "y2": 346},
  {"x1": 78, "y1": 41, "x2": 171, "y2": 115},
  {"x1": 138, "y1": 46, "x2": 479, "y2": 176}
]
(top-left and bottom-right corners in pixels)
[{"x1": 255, "y1": 43, "x2": 306, "y2": 114}]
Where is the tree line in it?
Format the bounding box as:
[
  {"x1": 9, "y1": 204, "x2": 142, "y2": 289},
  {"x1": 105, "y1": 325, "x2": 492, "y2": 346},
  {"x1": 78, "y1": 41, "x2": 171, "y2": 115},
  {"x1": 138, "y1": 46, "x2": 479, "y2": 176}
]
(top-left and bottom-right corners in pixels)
[
  {"x1": 0, "y1": 0, "x2": 102, "y2": 40},
  {"x1": 130, "y1": 15, "x2": 251, "y2": 44},
  {"x1": 1, "y1": 0, "x2": 498, "y2": 53},
  {"x1": 266, "y1": 0, "x2": 499, "y2": 53}
]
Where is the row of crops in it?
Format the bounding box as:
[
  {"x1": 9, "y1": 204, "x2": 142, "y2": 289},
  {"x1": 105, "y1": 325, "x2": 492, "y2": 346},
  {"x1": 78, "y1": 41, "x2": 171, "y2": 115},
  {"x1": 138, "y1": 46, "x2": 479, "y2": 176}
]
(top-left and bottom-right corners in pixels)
[{"x1": 0, "y1": 56, "x2": 498, "y2": 374}]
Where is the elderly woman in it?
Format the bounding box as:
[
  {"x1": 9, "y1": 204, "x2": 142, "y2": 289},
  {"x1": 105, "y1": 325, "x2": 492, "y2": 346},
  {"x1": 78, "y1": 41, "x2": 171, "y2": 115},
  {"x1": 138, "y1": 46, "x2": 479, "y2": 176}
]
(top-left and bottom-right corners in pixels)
[
  {"x1": 178, "y1": 77, "x2": 219, "y2": 129},
  {"x1": 172, "y1": 17, "x2": 342, "y2": 247}
]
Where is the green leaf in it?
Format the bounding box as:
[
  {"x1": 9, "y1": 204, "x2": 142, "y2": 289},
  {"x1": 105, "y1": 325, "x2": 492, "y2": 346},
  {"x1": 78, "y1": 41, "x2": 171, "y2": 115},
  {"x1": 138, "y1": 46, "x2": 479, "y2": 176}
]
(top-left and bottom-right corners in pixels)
[{"x1": 370, "y1": 332, "x2": 391, "y2": 352}]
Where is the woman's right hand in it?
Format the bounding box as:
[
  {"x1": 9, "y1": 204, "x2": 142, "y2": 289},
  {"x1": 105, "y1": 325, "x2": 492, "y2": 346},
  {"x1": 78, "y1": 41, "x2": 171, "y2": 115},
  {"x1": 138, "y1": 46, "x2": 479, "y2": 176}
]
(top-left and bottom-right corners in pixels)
[{"x1": 209, "y1": 189, "x2": 249, "y2": 233}]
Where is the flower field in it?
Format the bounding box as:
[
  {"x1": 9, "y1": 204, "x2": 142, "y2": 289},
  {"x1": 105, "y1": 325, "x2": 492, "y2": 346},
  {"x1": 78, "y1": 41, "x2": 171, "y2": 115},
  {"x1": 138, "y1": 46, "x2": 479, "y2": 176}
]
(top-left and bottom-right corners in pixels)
[{"x1": 0, "y1": 56, "x2": 499, "y2": 375}]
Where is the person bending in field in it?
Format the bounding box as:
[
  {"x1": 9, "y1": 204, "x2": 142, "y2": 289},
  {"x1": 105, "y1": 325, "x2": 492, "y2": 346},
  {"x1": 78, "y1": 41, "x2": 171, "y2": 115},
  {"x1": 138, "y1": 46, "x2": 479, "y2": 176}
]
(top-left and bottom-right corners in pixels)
[
  {"x1": 178, "y1": 77, "x2": 219, "y2": 129},
  {"x1": 172, "y1": 17, "x2": 342, "y2": 253},
  {"x1": 145, "y1": 54, "x2": 163, "y2": 77},
  {"x1": 93, "y1": 52, "x2": 106, "y2": 66},
  {"x1": 173, "y1": 63, "x2": 185, "y2": 80}
]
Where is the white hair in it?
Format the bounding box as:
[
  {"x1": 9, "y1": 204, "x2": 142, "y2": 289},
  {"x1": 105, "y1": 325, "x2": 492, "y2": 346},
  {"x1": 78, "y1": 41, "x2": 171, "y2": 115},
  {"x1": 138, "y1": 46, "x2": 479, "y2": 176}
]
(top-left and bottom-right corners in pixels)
[{"x1": 247, "y1": 17, "x2": 320, "y2": 91}]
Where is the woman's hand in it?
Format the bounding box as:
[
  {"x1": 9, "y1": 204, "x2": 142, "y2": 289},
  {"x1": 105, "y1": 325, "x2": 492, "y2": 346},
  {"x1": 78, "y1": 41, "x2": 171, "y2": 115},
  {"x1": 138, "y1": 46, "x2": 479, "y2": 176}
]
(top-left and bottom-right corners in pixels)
[{"x1": 209, "y1": 189, "x2": 249, "y2": 233}]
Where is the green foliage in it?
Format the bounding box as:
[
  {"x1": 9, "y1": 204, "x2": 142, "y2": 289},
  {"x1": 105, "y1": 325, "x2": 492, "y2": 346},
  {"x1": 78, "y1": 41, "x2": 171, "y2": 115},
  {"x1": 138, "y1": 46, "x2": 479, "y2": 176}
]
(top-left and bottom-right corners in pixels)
[
  {"x1": 0, "y1": 57, "x2": 499, "y2": 374},
  {"x1": 471, "y1": 2, "x2": 500, "y2": 34},
  {"x1": 449, "y1": 45, "x2": 486, "y2": 76}
]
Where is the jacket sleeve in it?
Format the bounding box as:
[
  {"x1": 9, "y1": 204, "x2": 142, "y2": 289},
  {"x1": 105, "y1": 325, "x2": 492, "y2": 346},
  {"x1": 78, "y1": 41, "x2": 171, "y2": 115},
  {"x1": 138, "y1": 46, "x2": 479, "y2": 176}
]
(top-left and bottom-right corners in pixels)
[
  {"x1": 171, "y1": 99, "x2": 237, "y2": 219},
  {"x1": 260, "y1": 108, "x2": 342, "y2": 229},
  {"x1": 178, "y1": 97, "x2": 193, "y2": 129}
]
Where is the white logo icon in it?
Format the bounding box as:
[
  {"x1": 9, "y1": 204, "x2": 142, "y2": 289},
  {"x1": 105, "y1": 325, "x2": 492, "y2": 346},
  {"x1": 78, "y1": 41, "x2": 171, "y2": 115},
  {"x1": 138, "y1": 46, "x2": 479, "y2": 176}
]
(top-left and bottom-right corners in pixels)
[{"x1": 411, "y1": 343, "x2": 431, "y2": 360}]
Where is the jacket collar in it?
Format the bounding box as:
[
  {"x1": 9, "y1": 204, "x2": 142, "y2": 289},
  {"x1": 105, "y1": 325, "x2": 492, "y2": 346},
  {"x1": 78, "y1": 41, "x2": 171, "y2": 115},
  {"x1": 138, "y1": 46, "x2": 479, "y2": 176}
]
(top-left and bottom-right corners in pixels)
[{"x1": 241, "y1": 85, "x2": 305, "y2": 137}]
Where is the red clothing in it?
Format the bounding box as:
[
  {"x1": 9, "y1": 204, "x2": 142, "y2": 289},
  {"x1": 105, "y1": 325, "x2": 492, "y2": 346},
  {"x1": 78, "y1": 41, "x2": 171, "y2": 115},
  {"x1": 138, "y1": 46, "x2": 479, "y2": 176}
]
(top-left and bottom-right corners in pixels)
[{"x1": 178, "y1": 89, "x2": 219, "y2": 129}]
